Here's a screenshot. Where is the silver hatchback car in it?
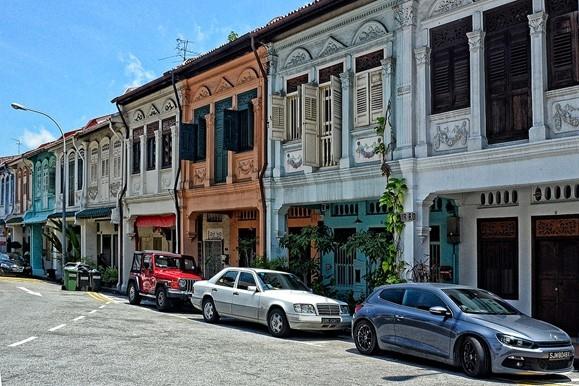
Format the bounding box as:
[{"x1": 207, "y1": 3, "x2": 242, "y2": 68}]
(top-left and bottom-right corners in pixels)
[{"x1": 353, "y1": 283, "x2": 575, "y2": 378}]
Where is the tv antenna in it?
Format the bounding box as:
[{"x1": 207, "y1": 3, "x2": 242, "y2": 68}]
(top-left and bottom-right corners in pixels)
[
  {"x1": 159, "y1": 38, "x2": 199, "y2": 63},
  {"x1": 12, "y1": 138, "x2": 22, "y2": 154}
]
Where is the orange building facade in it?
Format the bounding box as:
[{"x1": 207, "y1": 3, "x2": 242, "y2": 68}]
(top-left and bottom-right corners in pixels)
[{"x1": 179, "y1": 48, "x2": 267, "y2": 278}]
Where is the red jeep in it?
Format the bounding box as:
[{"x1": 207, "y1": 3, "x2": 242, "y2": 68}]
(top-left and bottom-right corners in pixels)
[{"x1": 127, "y1": 250, "x2": 203, "y2": 311}]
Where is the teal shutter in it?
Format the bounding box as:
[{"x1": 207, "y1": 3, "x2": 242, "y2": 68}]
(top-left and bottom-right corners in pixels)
[
  {"x1": 196, "y1": 116, "x2": 206, "y2": 161},
  {"x1": 223, "y1": 109, "x2": 240, "y2": 152},
  {"x1": 214, "y1": 98, "x2": 232, "y2": 183},
  {"x1": 179, "y1": 123, "x2": 196, "y2": 161}
]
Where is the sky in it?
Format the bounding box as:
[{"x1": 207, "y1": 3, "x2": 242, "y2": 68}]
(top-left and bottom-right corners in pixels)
[{"x1": 0, "y1": 0, "x2": 309, "y2": 157}]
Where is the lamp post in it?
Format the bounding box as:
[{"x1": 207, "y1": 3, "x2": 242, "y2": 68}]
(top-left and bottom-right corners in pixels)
[{"x1": 11, "y1": 103, "x2": 68, "y2": 276}]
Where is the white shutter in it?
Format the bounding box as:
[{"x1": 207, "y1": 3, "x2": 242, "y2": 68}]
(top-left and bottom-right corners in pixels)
[
  {"x1": 369, "y1": 70, "x2": 384, "y2": 124},
  {"x1": 301, "y1": 83, "x2": 320, "y2": 167},
  {"x1": 270, "y1": 95, "x2": 286, "y2": 141},
  {"x1": 330, "y1": 75, "x2": 342, "y2": 164},
  {"x1": 355, "y1": 73, "x2": 369, "y2": 126}
]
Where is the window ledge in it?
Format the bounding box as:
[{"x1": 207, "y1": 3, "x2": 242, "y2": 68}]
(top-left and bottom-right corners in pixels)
[{"x1": 429, "y1": 107, "x2": 471, "y2": 122}]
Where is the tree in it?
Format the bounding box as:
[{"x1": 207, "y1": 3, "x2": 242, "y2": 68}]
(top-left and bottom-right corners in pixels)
[{"x1": 227, "y1": 31, "x2": 239, "y2": 42}]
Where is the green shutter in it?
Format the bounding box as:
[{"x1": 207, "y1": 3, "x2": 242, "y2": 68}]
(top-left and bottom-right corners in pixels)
[
  {"x1": 196, "y1": 116, "x2": 206, "y2": 161},
  {"x1": 215, "y1": 98, "x2": 232, "y2": 183}
]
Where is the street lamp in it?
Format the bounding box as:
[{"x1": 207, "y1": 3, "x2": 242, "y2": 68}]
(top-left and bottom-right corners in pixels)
[{"x1": 11, "y1": 102, "x2": 68, "y2": 276}]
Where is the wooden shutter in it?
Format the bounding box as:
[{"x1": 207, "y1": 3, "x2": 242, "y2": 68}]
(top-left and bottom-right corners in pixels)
[
  {"x1": 355, "y1": 73, "x2": 369, "y2": 126},
  {"x1": 196, "y1": 117, "x2": 206, "y2": 161},
  {"x1": 453, "y1": 44, "x2": 470, "y2": 109},
  {"x1": 330, "y1": 75, "x2": 342, "y2": 164},
  {"x1": 301, "y1": 83, "x2": 320, "y2": 167},
  {"x1": 369, "y1": 70, "x2": 384, "y2": 124},
  {"x1": 223, "y1": 109, "x2": 240, "y2": 152},
  {"x1": 431, "y1": 50, "x2": 451, "y2": 113},
  {"x1": 245, "y1": 102, "x2": 254, "y2": 151},
  {"x1": 270, "y1": 95, "x2": 286, "y2": 141},
  {"x1": 549, "y1": 13, "x2": 579, "y2": 89},
  {"x1": 486, "y1": 34, "x2": 508, "y2": 140},
  {"x1": 179, "y1": 123, "x2": 196, "y2": 161}
]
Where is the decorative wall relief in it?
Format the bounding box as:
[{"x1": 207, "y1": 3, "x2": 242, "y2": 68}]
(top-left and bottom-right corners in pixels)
[
  {"x1": 432, "y1": 120, "x2": 469, "y2": 151},
  {"x1": 193, "y1": 86, "x2": 211, "y2": 102},
  {"x1": 161, "y1": 174, "x2": 172, "y2": 189},
  {"x1": 148, "y1": 104, "x2": 160, "y2": 117},
  {"x1": 110, "y1": 181, "x2": 120, "y2": 196},
  {"x1": 193, "y1": 167, "x2": 206, "y2": 186},
  {"x1": 163, "y1": 98, "x2": 176, "y2": 112},
  {"x1": 284, "y1": 47, "x2": 312, "y2": 68},
  {"x1": 132, "y1": 181, "x2": 141, "y2": 193},
  {"x1": 318, "y1": 37, "x2": 345, "y2": 58},
  {"x1": 88, "y1": 186, "x2": 98, "y2": 200},
  {"x1": 133, "y1": 109, "x2": 145, "y2": 122},
  {"x1": 237, "y1": 68, "x2": 258, "y2": 85},
  {"x1": 215, "y1": 78, "x2": 234, "y2": 94},
  {"x1": 352, "y1": 21, "x2": 388, "y2": 45},
  {"x1": 285, "y1": 151, "x2": 303, "y2": 172},
  {"x1": 237, "y1": 159, "x2": 257, "y2": 177},
  {"x1": 394, "y1": 2, "x2": 416, "y2": 28},
  {"x1": 553, "y1": 103, "x2": 579, "y2": 132},
  {"x1": 431, "y1": 0, "x2": 473, "y2": 17},
  {"x1": 355, "y1": 136, "x2": 382, "y2": 163}
]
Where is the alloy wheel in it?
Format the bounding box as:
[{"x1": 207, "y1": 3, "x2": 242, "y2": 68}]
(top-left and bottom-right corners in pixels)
[
  {"x1": 270, "y1": 313, "x2": 283, "y2": 334},
  {"x1": 204, "y1": 302, "x2": 214, "y2": 320},
  {"x1": 158, "y1": 291, "x2": 165, "y2": 307},
  {"x1": 129, "y1": 286, "x2": 135, "y2": 301},
  {"x1": 462, "y1": 341, "x2": 478, "y2": 373},
  {"x1": 356, "y1": 324, "x2": 373, "y2": 351}
]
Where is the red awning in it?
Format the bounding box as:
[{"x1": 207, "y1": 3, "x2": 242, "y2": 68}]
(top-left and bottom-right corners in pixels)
[{"x1": 135, "y1": 214, "x2": 175, "y2": 228}]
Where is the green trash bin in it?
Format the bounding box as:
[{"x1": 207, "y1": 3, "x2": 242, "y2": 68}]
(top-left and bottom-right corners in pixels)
[{"x1": 62, "y1": 267, "x2": 78, "y2": 291}]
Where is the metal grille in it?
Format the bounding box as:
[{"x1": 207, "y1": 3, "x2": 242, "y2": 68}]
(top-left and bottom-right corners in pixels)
[
  {"x1": 183, "y1": 279, "x2": 196, "y2": 293},
  {"x1": 335, "y1": 246, "x2": 354, "y2": 286},
  {"x1": 316, "y1": 304, "x2": 340, "y2": 316}
]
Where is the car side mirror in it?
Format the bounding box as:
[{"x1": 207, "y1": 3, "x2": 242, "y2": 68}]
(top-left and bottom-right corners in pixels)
[
  {"x1": 429, "y1": 306, "x2": 451, "y2": 317},
  {"x1": 247, "y1": 285, "x2": 258, "y2": 293}
]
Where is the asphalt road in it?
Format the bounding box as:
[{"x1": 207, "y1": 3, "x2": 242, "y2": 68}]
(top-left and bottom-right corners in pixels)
[{"x1": 0, "y1": 276, "x2": 577, "y2": 386}]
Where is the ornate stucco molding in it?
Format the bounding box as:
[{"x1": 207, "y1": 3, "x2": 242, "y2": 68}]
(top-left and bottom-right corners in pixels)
[
  {"x1": 394, "y1": 1, "x2": 417, "y2": 29},
  {"x1": 431, "y1": 0, "x2": 473, "y2": 17},
  {"x1": 466, "y1": 31, "x2": 485, "y2": 51},
  {"x1": 414, "y1": 47, "x2": 431, "y2": 66},
  {"x1": 432, "y1": 120, "x2": 470, "y2": 151},
  {"x1": 528, "y1": 12, "x2": 548, "y2": 35},
  {"x1": 381, "y1": 57, "x2": 395, "y2": 75},
  {"x1": 553, "y1": 103, "x2": 579, "y2": 131}
]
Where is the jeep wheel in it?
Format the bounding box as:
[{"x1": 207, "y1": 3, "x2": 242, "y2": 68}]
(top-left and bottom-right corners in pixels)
[
  {"x1": 268, "y1": 308, "x2": 290, "y2": 338},
  {"x1": 202, "y1": 298, "x2": 219, "y2": 323},
  {"x1": 128, "y1": 282, "x2": 141, "y2": 305},
  {"x1": 155, "y1": 287, "x2": 171, "y2": 312}
]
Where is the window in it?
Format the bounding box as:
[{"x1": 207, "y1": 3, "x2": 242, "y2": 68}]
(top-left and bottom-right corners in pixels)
[
  {"x1": 237, "y1": 272, "x2": 256, "y2": 290},
  {"x1": 68, "y1": 153, "x2": 75, "y2": 206},
  {"x1": 59, "y1": 156, "x2": 64, "y2": 194},
  {"x1": 131, "y1": 253, "x2": 142, "y2": 272},
  {"x1": 143, "y1": 254, "x2": 152, "y2": 270},
  {"x1": 35, "y1": 163, "x2": 41, "y2": 195},
  {"x1": 318, "y1": 71, "x2": 342, "y2": 167},
  {"x1": 286, "y1": 74, "x2": 309, "y2": 141},
  {"x1": 90, "y1": 148, "x2": 98, "y2": 183},
  {"x1": 161, "y1": 117, "x2": 174, "y2": 169},
  {"x1": 379, "y1": 288, "x2": 405, "y2": 304},
  {"x1": 477, "y1": 218, "x2": 519, "y2": 299},
  {"x1": 77, "y1": 150, "x2": 84, "y2": 190},
  {"x1": 146, "y1": 123, "x2": 158, "y2": 171},
  {"x1": 112, "y1": 141, "x2": 121, "y2": 178},
  {"x1": 0, "y1": 177, "x2": 4, "y2": 206},
  {"x1": 430, "y1": 225, "x2": 441, "y2": 271},
  {"x1": 132, "y1": 141, "x2": 140, "y2": 174},
  {"x1": 334, "y1": 228, "x2": 355, "y2": 286},
  {"x1": 355, "y1": 50, "x2": 384, "y2": 127},
  {"x1": 548, "y1": 0, "x2": 579, "y2": 89},
  {"x1": 484, "y1": 0, "x2": 532, "y2": 143},
  {"x1": 224, "y1": 89, "x2": 256, "y2": 153},
  {"x1": 101, "y1": 143, "x2": 110, "y2": 179},
  {"x1": 216, "y1": 270, "x2": 239, "y2": 287},
  {"x1": 430, "y1": 17, "x2": 472, "y2": 114},
  {"x1": 402, "y1": 289, "x2": 447, "y2": 311},
  {"x1": 193, "y1": 106, "x2": 210, "y2": 162}
]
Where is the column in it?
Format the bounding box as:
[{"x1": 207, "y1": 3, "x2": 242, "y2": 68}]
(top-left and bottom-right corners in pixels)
[
  {"x1": 381, "y1": 57, "x2": 395, "y2": 159},
  {"x1": 266, "y1": 51, "x2": 278, "y2": 179},
  {"x1": 467, "y1": 29, "x2": 488, "y2": 150},
  {"x1": 414, "y1": 47, "x2": 431, "y2": 158},
  {"x1": 398, "y1": 159, "x2": 418, "y2": 270},
  {"x1": 393, "y1": 1, "x2": 417, "y2": 160},
  {"x1": 528, "y1": 11, "x2": 549, "y2": 142},
  {"x1": 339, "y1": 69, "x2": 353, "y2": 169},
  {"x1": 204, "y1": 112, "x2": 215, "y2": 188},
  {"x1": 267, "y1": 205, "x2": 288, "y2": 261}
]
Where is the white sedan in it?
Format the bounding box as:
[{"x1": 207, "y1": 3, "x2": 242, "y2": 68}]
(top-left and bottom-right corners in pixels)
[{"x1": 191, "y1": 268, "x2": 352, "y2": 337}]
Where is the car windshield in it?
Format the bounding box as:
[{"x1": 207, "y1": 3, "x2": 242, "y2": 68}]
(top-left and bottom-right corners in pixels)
[
  {"x1": 443, "y1": 288, "x2": 520, "y2": 315},
  {"x1": 257, "y1": 272, "x2": 309, "y2": 291},
  {"x1": 155, "y1": 255, "x2": 197, "y2": 272}
]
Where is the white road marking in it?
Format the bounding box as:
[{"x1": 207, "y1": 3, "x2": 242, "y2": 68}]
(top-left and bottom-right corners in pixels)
[
  {"x1": 17, "y1": 286, "x2": 42, "y2": 297},
  {"x1": 73, "y1": 316, "x2": 85, "y2": 322},
  {"x1": 48, "y1": 324, "x2": 66, "y2": 332},
  {"x1": 8, "y1": 336, "x2": 37, "y2": 347},
  {"x1": 0, "y1": 368, "x2": 2, "y2": 386},
  {"x1": 98, "y1": 305, "x2": 106, "y2": 309},
  {"x1": 88, "y1": 310, "x2": 97, "y2": 314}
]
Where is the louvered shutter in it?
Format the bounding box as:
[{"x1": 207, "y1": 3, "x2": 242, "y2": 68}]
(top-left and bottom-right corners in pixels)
[
  {"x1": 431, "y1": 50, "x2": 451, "y2": 114},
  {"x1": 549, "y1": 13, "x2": 578, "y2": 89},
  {"x1": 369, "y1": 70, "x2": 384, "y2": 124},
  {"x1": 301, "y1": 83, "x2": 320, "y2": 167},
  {"x1": 510, "y1": 27, "x2": 531, "y2": 134},
  {"x1": 355, "y1": 73, "x2": 369, "y2": 126},
  {"x1": 486, "y1": 34, "x2": 508, "y2": 140},
  {"x1": 223, "y1": 109, "x2": 240, "y2": 152},
  {"x1": 179, "y1": 123, "x2": 197, "y2": 161},
  {"x1": 330, "y1": 75, "x2": 342, "y2": 164},
  {"x1": 270, "y1": 95, "x2": 286, "y2": 141},
  {"x1": 453, "y1": 44, "x2": 470, "y2": 109},
  {"x1": 196, "y1": 117, "x2": 206, "y2": 161},
  {"x1": 245, "y1": 102, "x2": 254, "y2": 151}
]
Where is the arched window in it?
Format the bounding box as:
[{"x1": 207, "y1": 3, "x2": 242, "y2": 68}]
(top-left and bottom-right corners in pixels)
[
  {"x1": 68, "y1": 152, "x2": 75, "y2": 206},
  {"x1": 77, "y1": 149, "x2": 84, "y2": 190},
  {"x1": 113, "y1": 140, "x2": 122, "y2": 179},
  {"x1": 35, "y1": 162, "x2": 42, "y2": 196},
  {"x1": 101, "y1": 142, "x2": 110, "y2": 180},
  {"x1": 90, "y1": 147, "x2": 98, "y2": 184}
]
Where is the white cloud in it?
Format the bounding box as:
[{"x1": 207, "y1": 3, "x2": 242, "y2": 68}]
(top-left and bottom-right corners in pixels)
[
  {"x1": 121, "y1": 53, "x2": 155, "y2": 89},
  {"x1": 20, "y1": 127, "x2": 57, "y2": 149}
]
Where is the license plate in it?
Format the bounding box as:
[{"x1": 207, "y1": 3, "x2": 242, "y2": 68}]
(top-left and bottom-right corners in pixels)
[
  {"x1": 321, "y1": 318, "x2": 340, "y2": 324},
  {"x1": 548, "y1": 351, "x2": 572, "y2": 360}
]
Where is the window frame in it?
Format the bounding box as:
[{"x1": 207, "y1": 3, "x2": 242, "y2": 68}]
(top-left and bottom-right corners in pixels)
[
  {"x1": 236, "y1": 272, "x2": 257, "y2": 291},
  {"x1": 353, "y1": 49, "x2": 384, "y2": 128},
  {"x1": 215, "y1": 270, "x2": 239, "y2": 288},
  {"x1": 401, "y1": 288, "x2": 448, "y2": 312}
]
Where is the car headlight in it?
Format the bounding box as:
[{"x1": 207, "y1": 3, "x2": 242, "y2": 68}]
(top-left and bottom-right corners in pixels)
[
  {"x1": 178, "y1": 279, "x2": 187, "y2": 290},
  {"x1": 340, "y1": 305, "x2": 350, "y2": 315},
  {"x1": 497, "y1": 334, "x2": 537, "y2": 349},
  {"x1": 293, "y1": 304, "x2": 316, "y2": 314}
]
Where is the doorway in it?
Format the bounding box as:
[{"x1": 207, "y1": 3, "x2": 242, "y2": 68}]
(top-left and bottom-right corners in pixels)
[{"x1": 533, "y1": 216, "x2": 579, "y2": 336}]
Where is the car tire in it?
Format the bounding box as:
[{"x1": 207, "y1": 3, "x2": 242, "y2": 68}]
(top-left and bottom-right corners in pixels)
[
  {"x1": 353, "y1": 320, "x2": 379, "y2": 355},
  {"x1": 155, "y1": 287, "x2": 171, "y2": 312},
  {"x1": 202, "y1": 298, "x2": 220, "y2": 323},
  {"x1": 267, "y1": 308, "x2": 290, "y2": 338},
  {"x1": 460, "y1": 336, "x2": 490, "y2": 378},
  {"x1": 127, "y1": 282, "x2": 141, "y2": 305}
]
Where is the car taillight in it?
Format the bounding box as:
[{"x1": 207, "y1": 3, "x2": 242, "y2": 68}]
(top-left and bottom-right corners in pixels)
[{"x1": 354, "y1": 304, "x2": 364, "y2": 314}]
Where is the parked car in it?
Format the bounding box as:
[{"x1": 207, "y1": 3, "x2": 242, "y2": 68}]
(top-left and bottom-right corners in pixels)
[
  {"x1": 191, "y1": 268, "x2": 352, "y2": 338},
  {"x1": 126, "y1": 250, "x2": 203, "y2": 311},
  {"x1": 352, "y1": 283, "x2": 575, "y2": 378},
  {"x1": 0, "y1": 253, "x2": 31, "y2": 275}
]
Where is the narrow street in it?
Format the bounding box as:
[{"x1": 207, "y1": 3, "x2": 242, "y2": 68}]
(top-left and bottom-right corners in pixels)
[{"x1": 0, "y1": 277, "x2": 576, "y2": 386}]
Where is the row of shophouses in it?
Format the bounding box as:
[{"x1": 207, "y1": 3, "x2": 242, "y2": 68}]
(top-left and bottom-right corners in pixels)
[{"x1": 0, "y1": 0, "x2": 578, "y2": 336}]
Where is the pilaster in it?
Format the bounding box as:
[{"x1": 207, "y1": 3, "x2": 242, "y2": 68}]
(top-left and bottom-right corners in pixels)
[
  {"x1": 339, "y1": 69, "x2": 353, "y2": 169},
  {"x1": 528, "y1": 11, "x2": 549, "y2": 142},
  {"x1": 414, "y1": 47, "x2": 431, "y2": 158},
  {"x1": 382, "y1": 57, "x2": 395, "y2": 158},
  {"x1": 467, "y1": 29, "x2": 488, "y2": 150}
]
